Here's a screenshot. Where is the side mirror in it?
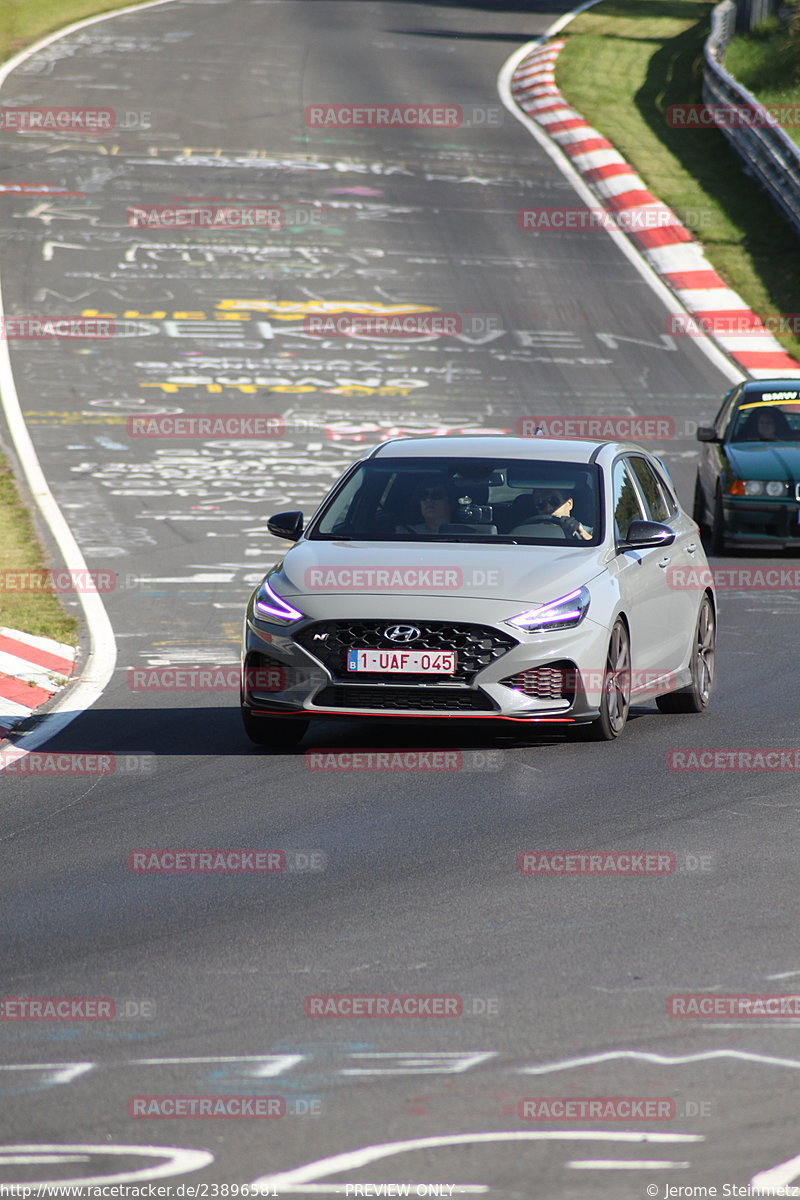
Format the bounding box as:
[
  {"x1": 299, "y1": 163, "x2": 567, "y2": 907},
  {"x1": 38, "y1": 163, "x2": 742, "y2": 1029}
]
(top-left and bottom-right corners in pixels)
[
  {"x1": 696, "y1": 426, "x2": 718, "y2": 442},
  {"x1": 619, "y1": 519, "x2": 675, "y2": 550},
  {"x1": 267, "y1": 510, "x2": 304, "y2": 541}
]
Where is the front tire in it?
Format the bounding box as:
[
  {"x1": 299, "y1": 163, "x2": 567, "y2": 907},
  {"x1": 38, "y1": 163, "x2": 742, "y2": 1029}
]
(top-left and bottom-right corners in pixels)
[
  {"x1": 585, "y1": 619, "x2": 631, "y2": 741},
  {"x1": 656, "y1": 595, "x2": 716, "y2": 714},
  {"x1": 242, "y1": 708, "x2": 308, "y2": 747}
]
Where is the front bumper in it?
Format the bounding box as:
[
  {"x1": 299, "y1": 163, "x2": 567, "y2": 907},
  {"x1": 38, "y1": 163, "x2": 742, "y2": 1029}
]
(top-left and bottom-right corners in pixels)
[
  {"x1": 241, "y1": 598, "x2": 616, "y2": 724},
  {"x1": 722, "y1": 496, "x2": 800, "y2": 546}
]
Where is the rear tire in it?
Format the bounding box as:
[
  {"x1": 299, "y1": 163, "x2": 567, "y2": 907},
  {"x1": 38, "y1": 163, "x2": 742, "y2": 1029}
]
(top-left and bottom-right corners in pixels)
[
  {"x1": 584, "y1": 620, "x2": 631, "y2": 741},
  {"x1": 242, "y1": 708, "x2": 308, "y2": 747},
  {"x1": 656, "y1": 595, "x2": 715, "y2": 714}
]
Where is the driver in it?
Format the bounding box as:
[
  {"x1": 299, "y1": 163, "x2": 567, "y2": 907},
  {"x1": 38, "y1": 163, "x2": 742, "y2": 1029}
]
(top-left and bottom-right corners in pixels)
[
  {"x1": 754, "y1": 408, "x2": 787, "y2": 440},
  {"x1": 739, "y1": 406, "x2": 793, "y2": 441},
  {"x1": 531, "y1": 488, "x2": 592, "y2": 540}
]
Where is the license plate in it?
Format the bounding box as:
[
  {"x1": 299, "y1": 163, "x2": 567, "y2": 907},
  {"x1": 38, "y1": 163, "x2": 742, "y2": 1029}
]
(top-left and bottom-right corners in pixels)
[{"x1": 347, "y1": 649, "x2": 457, "y2": 674}]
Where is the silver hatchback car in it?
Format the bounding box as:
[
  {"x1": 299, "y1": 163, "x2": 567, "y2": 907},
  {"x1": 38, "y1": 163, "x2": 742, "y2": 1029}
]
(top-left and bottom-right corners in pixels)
[{"x1": 241, "y1": 436, "x2": 716, "y2": 745}]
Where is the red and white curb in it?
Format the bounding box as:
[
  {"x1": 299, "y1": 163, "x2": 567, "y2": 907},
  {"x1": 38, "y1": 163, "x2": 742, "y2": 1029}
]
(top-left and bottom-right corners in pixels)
[
  {"x1": 0, "y1": 627, "x2": 76, "y2": 738},
  {"x1": 510, "y1": 39, "x2": 800, "y2": 379}
]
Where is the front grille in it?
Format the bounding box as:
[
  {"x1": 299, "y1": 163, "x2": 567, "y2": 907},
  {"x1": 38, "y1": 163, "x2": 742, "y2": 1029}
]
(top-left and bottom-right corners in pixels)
[
  {"x1": 313, "y1": 686, "x2": 495, "y2": 712},
  {"x1": 297, "y1": 620, "x2": 516, "y2": 682},
  {"x1": 500, "y1": 660, "x2": 577, "y2": 700}
]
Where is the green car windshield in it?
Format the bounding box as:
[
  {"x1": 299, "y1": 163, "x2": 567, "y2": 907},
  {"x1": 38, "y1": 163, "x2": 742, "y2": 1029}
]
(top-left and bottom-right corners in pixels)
[{"x1": 729, "y1": 399, "x2": 800, "y2": 443}]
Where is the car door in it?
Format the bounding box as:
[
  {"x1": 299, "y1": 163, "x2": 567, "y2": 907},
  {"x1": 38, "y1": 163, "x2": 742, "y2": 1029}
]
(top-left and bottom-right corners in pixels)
[
  {"x1": 699, "y1": 385, "x2": 741, "y2": 515},
  {"x1": 628, "y1": 453, "x2": 699, "y2": 673},
  {"x1": 609, "y1": 456, "x2": 677, "y2": 684}
]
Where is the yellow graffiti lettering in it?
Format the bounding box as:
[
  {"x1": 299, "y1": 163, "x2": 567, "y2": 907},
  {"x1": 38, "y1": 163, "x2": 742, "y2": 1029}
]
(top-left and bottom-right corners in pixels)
[
  {"x1": 23, "y1": 411, "x2": 128, "y2": 425},
  {"x1": 216, "y1": 299, "x2": 439, "y2": 319},
  {"x1": 268, "y1": 385, "x2": 318, "y2": 393}
]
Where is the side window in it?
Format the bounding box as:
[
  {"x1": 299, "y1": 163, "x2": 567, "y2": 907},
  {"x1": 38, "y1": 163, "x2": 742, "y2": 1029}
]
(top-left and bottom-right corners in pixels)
[
  {"x1": 612, "y1": 459, "x2": 647, "y2": 540},
  {"x1": 629, "y1": 456, "x2": 672, "y2": 523},
  {"x1": 655, "y1": 467, "x2": 679, "y2": 515},
  {"x1": 715, "y1": 387, "x2": 740, "y2": 438},
  {"x1": 315, "y1": 468, "x2": 371, "y2": 534}
]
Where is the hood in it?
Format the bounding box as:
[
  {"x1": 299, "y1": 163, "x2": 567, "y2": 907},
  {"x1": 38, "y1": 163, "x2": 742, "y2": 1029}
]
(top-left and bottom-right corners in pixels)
[
  {"x1": 725, "y1": 442, "x2": 800, "y2": 483},
  {"x1": 274, "y1": 539, "x2": 608, "y2": 604}
]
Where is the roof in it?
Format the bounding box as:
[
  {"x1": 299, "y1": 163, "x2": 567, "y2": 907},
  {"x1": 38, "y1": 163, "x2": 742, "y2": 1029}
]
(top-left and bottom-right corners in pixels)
[
  {"x1": 740, "y1": 379, "x2": 800, "y2": 392},
  {"x1": 370, "y1": 435, "x2": 610, "y2": 463}
]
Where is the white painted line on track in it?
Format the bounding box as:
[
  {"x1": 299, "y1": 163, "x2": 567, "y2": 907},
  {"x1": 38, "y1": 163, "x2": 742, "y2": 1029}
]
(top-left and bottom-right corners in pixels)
[
  {"x1": 751, "y1": 1151, "x2": 800, "y2": 1196},
  {"x1": 0, "y1": 1063, "x2": 94, "y2": 1085},
  {"x1": 2, "y1": 1154, "x2": 93, "y2": 1166},
  {"x1": 0, "y1": 1144, "x2": 213, "y2": 1187},
  {"x1": 568, "y1": 1159, "x2": 690, "y2": 1169},
  {"x1": 496, "y1": 10, "x2": 744, "y2": 387},
  {"x1": 518, "y1": 1048, "x2": 800, "y2": 1073},
  {"x1": 249, "y1": 1131, "x2": 703, "y2": 1194},
  {"x1": 0, "y1": 0, "x2": 179, "y2": 768}
]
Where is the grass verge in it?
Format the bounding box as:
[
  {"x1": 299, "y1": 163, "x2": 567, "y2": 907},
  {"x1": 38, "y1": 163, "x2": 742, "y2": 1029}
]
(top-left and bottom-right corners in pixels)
[
  {"x1": 725, "y1": 13, "x2": 800, "y2": 149},
  {"x1": 0, "y1": 456, "x2": 77, "y2": 644},
  {"x1": 0, "y1": 0, "x2": 149, "y2": 62},
  {"x1": 554, "y1": 0, "x2": 800, "y2": 361},
  {"x1": 0, "y1": 1, "x2": 150, "y2": 643}
]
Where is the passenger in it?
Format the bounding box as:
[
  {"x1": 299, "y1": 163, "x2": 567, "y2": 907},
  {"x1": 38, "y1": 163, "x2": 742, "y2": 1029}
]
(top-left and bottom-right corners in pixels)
[{"x1": 398, "y1": 481, "x2": 455, "y2": 534}]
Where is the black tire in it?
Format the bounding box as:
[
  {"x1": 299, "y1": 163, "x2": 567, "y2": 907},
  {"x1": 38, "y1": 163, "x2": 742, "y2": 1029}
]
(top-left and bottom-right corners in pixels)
[
  {"x1": 242, "y1": 708, "x2": 308, "y2": 747},
  {"x1": 692, "y1": 476, "x2": 707, "y2": 535},
  {"x1": 656, "y1": 595, "x2": 716, "y2": 714},
  {"x1": 710, "y1": 486, "x2": 727, "y2": 555},
  {"x1": 585, "y1": 619, "x2": 631, "y2": 741}
]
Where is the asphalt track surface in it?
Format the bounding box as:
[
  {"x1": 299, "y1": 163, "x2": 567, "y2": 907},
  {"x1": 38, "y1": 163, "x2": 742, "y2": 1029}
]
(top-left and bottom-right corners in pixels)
[{"x1": 0, "y1": 0, "x2": 799, "y2": 1194}]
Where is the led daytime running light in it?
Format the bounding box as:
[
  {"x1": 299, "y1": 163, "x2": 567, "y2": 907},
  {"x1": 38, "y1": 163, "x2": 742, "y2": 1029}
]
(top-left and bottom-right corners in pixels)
[{"x1": 254, "y1": 576, "x2": 304, "y2": 623}]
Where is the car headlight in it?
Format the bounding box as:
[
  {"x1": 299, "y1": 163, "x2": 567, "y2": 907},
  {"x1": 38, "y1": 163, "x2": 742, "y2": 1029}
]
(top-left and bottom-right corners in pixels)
[
  {"x1": 507, "y1": 586, "x2": 590, "y2": 632},
  {"x1": 735, "y1": 480, "x2": 786, "y2": 497},
  {"x1": 254, "y1": 575, "x2": 304, "y2": 624}
]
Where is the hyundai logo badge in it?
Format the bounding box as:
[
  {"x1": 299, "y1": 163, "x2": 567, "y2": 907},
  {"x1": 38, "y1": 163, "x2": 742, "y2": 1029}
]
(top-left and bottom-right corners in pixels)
[{"x1": 383, "y1": 624, "x2": 422, "y2": 644}]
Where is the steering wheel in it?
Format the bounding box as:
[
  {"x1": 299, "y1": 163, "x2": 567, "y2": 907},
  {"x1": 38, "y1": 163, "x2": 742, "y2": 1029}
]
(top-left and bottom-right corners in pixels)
[{"x1": 518, "y1": 514, "x2": 585, "y2": 539}]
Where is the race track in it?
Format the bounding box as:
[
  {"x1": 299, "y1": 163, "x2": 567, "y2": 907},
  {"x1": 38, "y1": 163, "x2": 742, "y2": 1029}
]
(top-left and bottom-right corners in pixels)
[{"x1": 0, "y1": 1, "x2": 799, "y2": 1194}]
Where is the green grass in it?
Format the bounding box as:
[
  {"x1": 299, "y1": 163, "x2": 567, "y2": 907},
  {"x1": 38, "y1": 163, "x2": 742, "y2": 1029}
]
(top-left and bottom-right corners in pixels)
[
  {"x1": 0, "y1": 454, "x2": 78, "y2": 644},
  {"x1": 725, "y1": 12, "x2": 800, "y2": 148},
  {"x1": 0, "y1": 0, "x2": 149, "y2": 61},
  {"x1": 555, "y1": 0, "x2": 800, "y2": 361}
]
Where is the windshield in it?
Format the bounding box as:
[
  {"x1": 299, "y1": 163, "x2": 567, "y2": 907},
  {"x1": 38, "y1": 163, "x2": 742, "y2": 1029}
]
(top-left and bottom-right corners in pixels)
[
  {"x1": 310, "y1": 456, "x2": 603, "y2": 545},
  {"x1": 729, "y1": 394, "x2": 800, "y2": 443}
]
